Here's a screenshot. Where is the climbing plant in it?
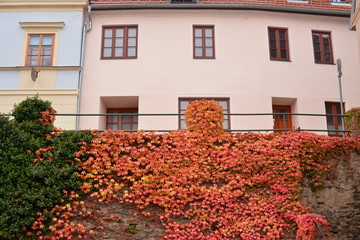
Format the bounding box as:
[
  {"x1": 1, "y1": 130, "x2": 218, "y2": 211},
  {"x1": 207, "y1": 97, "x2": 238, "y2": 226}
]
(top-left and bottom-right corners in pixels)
[{"x1": 32, "y1": 100, "x2": 360, "y2": 239}]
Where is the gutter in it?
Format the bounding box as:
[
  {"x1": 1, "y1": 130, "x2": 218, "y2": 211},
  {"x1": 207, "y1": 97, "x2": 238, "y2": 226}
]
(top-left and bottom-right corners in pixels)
[
  {"x1": 76, "y1": 4, "x2": 93, "y2": 130},
  {"x1": 90, "y1": 4, "x2": 350, "y2": 17}
]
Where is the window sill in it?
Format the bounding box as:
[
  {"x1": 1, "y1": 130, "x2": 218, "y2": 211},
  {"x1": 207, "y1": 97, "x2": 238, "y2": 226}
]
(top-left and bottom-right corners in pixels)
[
  {"x1": 270, "y1": 59, "x2": 292, "y2": 62},
  {"x1": 101, "y1": 57, "x2": 138, "y2": 60},
  {"x1": 314, "y1": 62, "x2": 335, "y2": 65}
]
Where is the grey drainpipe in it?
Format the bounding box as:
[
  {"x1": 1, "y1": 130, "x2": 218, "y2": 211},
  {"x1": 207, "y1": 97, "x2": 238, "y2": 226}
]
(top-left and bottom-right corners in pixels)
[
  {"x1": 76, "y1": 4, "x2": 92, "y2": 130},
  {"x1": 90, "y1": 4, "x2": 350, "y2": 17},
  {"x1": 350, "y1": 0, "x2": 356, "y2": 30}
]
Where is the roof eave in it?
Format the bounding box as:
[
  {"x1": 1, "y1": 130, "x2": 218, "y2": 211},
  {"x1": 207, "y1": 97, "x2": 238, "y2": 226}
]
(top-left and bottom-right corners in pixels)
[{"x1": 90, "y1": 4, "x2": 350, "y2": 17}]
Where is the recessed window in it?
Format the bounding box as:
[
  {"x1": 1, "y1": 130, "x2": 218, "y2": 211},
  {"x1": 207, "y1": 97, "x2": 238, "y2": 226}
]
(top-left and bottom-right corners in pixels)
[
  {"x1": 102, "y1": 26, "x2": 138, "y2": 59},
  {"x1": 193, "y1": 26, "x2": 215, "y2": 59},
  {"x1": 179, "y1": 98, "x2": 229, "y2": 129},
  {"x1": 268, "y1": 28, "x2": 289, "y2": 61},
  {"x1": 26, "y1": 34, "x2": 54, "y2": 66},
  {"x1": 106, "y1": 108, "x2": 138, "y2": 131},
  {"x1": 272, "y1": 105, "x2": 292, "y2": 130},
  {"x1": 312, "y1": 31, "x2": 333, "y2": 64},
  {"x1": 325, "y1": 102, "x2": 344, "y2": 136}
]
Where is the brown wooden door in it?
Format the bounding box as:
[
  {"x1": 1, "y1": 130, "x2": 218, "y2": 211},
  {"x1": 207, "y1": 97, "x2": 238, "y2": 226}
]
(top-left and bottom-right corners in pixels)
[{"x1": 273, "y1": 105, "x2": 292, "y2": 130}]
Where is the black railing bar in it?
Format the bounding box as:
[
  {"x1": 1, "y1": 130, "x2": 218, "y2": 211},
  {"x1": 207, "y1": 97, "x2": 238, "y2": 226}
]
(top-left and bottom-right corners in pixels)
[
  {"x1": 227, "y1": 129, "x2": 349, "y2": 133},
  {"x1": 101, "y1": 129, "x2": 349, "y2": 133},
  {"x1": 53, "y1": 113, "x2": 349, "y2": 117}
]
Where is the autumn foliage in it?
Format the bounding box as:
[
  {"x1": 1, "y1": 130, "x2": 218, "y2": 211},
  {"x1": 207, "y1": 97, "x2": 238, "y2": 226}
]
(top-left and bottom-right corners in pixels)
[
  {"x1": 4, "y1": 99, "x2": 360, "y2": 239},
  {"x1": 185, "y1": 99, "x2": 225, "y2": 137}
]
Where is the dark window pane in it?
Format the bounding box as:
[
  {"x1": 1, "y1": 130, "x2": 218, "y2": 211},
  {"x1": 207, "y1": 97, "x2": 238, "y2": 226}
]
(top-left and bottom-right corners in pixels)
[
  {"x1": 107, "y1": 124, "x2": 118, "y2": 130},
  {"x1": 280, "y1": 40, "x2": 286, "y2": 49},
  {"x1": 313, "y1": 33, "x2": 320, "y2": 42},
  {"x1": 315, "y1": 52, "x2": 321, "y2": 61},
  {"x1": 281, "y1": 50, "x2": 287, "y2": 59},
  {"x1": 269, "y1": 30, "x2": 275, "y2": 39},
  {"x1": 314, "y1": 43, "x2": 320, "y2": 52},
  {"x1": 325, "y1": 53, "x2": 331, "y2": 62},
  {"x1": 270, "y1": 49, "x2": 277, "y2": 58},
  {"x1": 324, "y1": 44, "x2": 330, "y2": 52},
  {"x1": 270, "y1": 40, "x2": 276, "y2": 49},
  {"x1": 279, "y1": 31, "x2": 285, "y2": 40},
  {"x1": 323, "y1": 34, "x2": 329, "y2": 43},
  {"x1": 123, "y1": 124, "x2": 131, "y2": 131}
]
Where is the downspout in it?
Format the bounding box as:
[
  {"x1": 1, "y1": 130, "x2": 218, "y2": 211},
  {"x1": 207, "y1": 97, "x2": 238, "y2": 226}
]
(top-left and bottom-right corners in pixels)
[
  {"x1": 76, "y1": 4, "x2": 92, "y2": 130},
  {"x1": 350, "y1": 0, "x2": 356, "y2": 30}
]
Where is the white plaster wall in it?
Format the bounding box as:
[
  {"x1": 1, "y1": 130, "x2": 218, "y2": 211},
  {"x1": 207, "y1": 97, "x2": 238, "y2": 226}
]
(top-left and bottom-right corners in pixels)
[{"x1": 80, "y1": 9, "x2": 360, "y2": 133}]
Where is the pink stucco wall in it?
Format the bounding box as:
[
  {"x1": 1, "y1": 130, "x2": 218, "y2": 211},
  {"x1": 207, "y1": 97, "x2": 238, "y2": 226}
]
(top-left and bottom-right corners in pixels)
[{"x1": 80, "y1": 9, "x2": 360, "y2": 132}]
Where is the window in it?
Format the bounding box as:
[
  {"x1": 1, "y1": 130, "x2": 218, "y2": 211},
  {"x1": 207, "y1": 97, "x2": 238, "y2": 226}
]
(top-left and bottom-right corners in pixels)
[
  {"x1": 102, "y1": 26, "x2": 138, "y2": 59},
  {"x1": 193, "y1": 26, "x2": 215, "y2": 59},
  {"x1": 312, "y1": 31, "x2": 333, "y2": 64},
  {"x1": 268, "y1": 28, "x2": 289, "y2": 61},
  {"x1": 26, "y1": 34, "x2": 54, "y2": 66},
  {"x1": 179, "y1": 98, "x2": 230, "y2": 130},
  {"x1": 106, "y1": 108, "x2": 138, "y2": 131},
  {"x1": 325, "y1": 102, "x2": 344, "y2": 136},
  {"x1": 272, "y1": 105, "x2": 292, "y2": 130}
]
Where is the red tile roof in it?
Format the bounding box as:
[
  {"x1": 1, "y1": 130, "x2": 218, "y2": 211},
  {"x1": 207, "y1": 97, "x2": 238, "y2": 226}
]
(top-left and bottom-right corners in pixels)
[{"x1": 90, "y1": 0, "x2": 352, "y2": 12}]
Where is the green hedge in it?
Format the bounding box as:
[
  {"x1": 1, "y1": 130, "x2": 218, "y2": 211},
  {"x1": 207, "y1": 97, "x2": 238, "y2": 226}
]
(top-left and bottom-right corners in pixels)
[{"x1": 0, "y1": 98, "x2": 91, "y2": 239}]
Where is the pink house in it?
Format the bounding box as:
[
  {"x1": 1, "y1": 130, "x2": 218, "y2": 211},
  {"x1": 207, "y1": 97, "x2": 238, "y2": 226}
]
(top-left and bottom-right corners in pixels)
[{"x1": 79, "y1": 0, "x2": 360, "y2": 135}]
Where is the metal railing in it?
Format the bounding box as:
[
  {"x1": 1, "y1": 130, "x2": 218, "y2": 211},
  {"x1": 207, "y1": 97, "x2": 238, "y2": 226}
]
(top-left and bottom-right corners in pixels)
[{"x1": 53, "y1": 112, "x2": 349, "y2": 135}]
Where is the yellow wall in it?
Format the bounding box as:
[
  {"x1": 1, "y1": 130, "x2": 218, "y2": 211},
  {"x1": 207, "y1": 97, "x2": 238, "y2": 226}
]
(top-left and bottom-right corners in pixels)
[{"x1": 0, "y1": 89, "x2": 78, "y2": 129}]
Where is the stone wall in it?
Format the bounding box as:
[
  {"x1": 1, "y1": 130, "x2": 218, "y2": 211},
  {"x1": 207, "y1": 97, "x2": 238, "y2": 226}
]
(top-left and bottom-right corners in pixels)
[
  {"x1": 301, "y1": 153, "x2": 360, "y2": 240},
  {"x1": 80, "y1": 153, "x2": 360, "y2": 239}
]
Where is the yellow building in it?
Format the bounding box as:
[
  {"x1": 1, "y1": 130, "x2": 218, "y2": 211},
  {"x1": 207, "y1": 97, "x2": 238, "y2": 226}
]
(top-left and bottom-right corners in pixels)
[
  {"x1": 0, "y1": 0, "x2": 88, "y2": 129},
  {"x1": 352, "y1": 0, "x2": 360, "y2": 53}
]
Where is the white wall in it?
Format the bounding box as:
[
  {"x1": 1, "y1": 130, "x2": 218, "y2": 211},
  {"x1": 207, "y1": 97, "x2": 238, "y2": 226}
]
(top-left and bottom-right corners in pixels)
[{"x1": 80, "y1": 9, "x2": 360, "y2": 132}]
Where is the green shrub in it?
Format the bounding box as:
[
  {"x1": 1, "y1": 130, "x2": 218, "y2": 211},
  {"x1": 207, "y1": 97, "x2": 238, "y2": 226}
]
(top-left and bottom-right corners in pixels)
[
  {"x1": 0, "y1": 98, "x2": 91, "y2": 239},
  {"x1": 345, "y1": 107, "x2": 360, "y2": 137}
]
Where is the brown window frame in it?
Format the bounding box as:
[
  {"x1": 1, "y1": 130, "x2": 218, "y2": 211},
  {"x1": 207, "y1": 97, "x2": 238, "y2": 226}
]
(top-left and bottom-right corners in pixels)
[
  {"x1": 106, "y1": 108, "x2": 138, "y2": 131},
  {"x1": 26, "y1": 34, "x2": 54, "y2": 66},
  {"x1": 272, "y1": 105, "x2": 292, "y2": 130},
  {"x1": 312, "y1": 31, "x2": 334, "y2": 64},
  {"x1": 325, "y1": 102, "x2": 345, "y2": 136},
  {"x1": 178, "y1": 98, "x2": 230, "y2": 130},
  {"x1": 268, "y1": 28, "x2": 290, "y2": 61},
  {"x1": 101, "y1": 25, "x2": 138, "y2": 59},
  {"x1": 193, "y1": 25, "x2": 215, "y2": 59}
]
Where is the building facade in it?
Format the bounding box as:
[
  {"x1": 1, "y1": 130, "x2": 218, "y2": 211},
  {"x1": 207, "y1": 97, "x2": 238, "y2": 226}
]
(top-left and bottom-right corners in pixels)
[
  {"x1": 0, "y1": 0, "x2": 88, "y2": 129},
  {"x1": 78, "y1": 0, "x2": 360, "y2": 135},
  {"x1": 352, "y1": 0, "x2": 360, "y2": 53}
]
